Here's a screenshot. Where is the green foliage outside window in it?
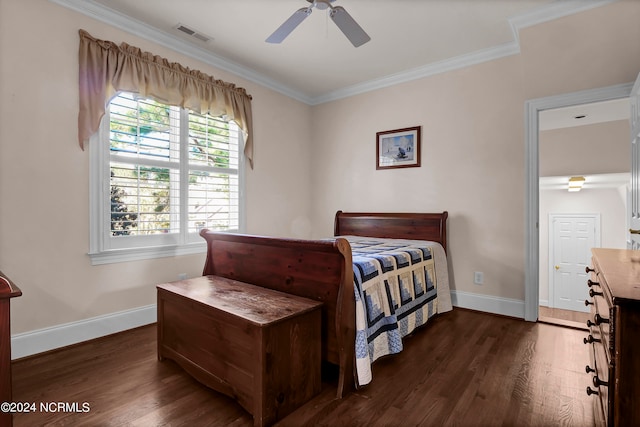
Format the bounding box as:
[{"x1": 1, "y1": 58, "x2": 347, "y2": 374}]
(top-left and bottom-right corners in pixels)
[{"x1": 107, "y1": 92, "x2": 238, "y2": 237}]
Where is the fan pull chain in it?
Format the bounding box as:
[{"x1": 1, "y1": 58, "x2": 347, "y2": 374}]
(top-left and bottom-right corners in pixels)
[{"x1": 325, "y1": 10, "x2": 329, "y2": 39}]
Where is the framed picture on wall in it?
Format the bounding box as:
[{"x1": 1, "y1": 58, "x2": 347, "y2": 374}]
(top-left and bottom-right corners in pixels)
[{"x1": 376, "y1": 126, "x2": 421, "y2": 170}]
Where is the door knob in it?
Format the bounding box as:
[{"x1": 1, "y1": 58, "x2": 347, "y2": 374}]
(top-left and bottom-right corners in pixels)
[
  {"x1": 630, "y1": 229, "x2": 640, "y2": 234},
  {"x1": 555, "y1": 265, "x2": 560, "y2": 270}
]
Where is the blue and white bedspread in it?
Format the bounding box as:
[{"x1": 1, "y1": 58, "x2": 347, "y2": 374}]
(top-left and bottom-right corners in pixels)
[{"x1": 342, "y1": 236, "x2": 452, "y2": 387}]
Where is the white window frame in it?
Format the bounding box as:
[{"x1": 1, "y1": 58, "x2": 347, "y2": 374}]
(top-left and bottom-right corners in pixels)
[{"x1": 89, "y1": 95, "x2": 246, "y2": 265}]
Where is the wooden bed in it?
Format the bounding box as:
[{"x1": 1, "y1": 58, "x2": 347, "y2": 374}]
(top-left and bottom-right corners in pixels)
[{"x1": 197, "y1": 211, "x2": 448, "y2": 399}]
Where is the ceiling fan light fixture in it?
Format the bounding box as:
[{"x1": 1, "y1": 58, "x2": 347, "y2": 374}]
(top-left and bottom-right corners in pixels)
[{"x1": 568, "y1": 176, "x2": 586, "y2": 192}]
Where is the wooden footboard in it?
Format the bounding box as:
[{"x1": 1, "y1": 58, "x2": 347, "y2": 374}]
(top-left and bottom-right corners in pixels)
[{"x1": 199, "y1": 230, "x2": 355, "y2": 398}]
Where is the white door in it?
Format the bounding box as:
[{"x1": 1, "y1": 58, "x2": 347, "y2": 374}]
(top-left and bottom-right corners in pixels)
[
  {"x1": 629, "y1": 72, "x2": 640, "y2": 249},
  {"x1": 550, "y1": 214, "x2": 599, "y2": 312}
]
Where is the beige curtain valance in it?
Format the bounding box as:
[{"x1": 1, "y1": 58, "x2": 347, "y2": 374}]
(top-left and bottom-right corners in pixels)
[{"x1": 78, "y1": 29, "x2": 254, "y2": 168}]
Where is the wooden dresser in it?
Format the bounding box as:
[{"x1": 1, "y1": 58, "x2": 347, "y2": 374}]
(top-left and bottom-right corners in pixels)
[{"x1": 585, "y1": 248, "x2": 640, "y2": 426}]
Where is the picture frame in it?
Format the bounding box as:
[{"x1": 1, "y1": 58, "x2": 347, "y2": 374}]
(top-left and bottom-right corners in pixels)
[{"x1": 376, "y1": 126, "x2": 421, "y2": 170}]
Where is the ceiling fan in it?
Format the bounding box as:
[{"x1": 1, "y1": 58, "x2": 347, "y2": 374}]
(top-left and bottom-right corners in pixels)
[{"x1": 266, "y1": 0, "x2": 371, "y2": 48}]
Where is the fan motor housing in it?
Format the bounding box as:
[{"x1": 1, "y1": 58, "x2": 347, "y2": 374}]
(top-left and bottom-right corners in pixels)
[{"x1": 307, "y1": 0, "x2": 335, "y2": 10}]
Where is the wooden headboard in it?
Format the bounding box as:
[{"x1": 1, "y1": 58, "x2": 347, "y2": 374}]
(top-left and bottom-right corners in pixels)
[{"x1": 334, "y1": 211, "x2": 449, "y2": 253}]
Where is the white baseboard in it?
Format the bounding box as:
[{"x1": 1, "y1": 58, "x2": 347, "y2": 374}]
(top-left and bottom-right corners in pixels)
[
  {"x1": 10, "y1": 291, "x2": 528, "y2": 360},
  {"x1": 11, "y1": 304, "x2": 156, "y2": 360},
  {"x1": 451, "y1": 290, "x2": 525, "y2": 319}
]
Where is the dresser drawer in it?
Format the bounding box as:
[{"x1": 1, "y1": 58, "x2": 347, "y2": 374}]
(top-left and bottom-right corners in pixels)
[
  {"x1": 588, "y1": 268, "x2": 612, "y2": 361},
  {"x1": 587, "y1": 341, "x2": 609, "y2": 426},
  {"x1": 587, "y1": 249, "x2": 640, "y2": 426},
  {"x1": 590, "y1": 291, "x2": 611, "y2": 360},
  {"x1": 589, "y1": 335, "x2": 611, "y2": 420},
  {"x1": 586, "y1": 260, "x2": 614, "y2": 426},
  {"x1": 586, "y1": 306, "x2": 611, "y2": 415}
]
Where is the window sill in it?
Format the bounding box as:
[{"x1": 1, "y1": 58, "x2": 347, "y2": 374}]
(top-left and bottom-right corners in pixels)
[{"x1": 88, "y1": 242, "x2": 207, "y2": 265}]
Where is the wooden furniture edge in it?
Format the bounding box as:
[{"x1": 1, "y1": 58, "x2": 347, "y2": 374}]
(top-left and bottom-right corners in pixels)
[
  {"x1": 0, "y1": 271, "x2": 22, "y2": 299},
  {"x1": 1, "y1": 271, "x2": 21, "y2": 427}
]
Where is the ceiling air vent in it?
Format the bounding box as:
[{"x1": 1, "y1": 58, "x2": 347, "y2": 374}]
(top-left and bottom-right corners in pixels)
[{"x1": 175, "y1": 24, "x2": 212, "y2": 43}]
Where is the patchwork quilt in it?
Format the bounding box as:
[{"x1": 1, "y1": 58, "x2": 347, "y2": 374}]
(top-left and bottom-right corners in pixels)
[{"x1": 342, "y1": 236, "x2": 452, "y2": 387}]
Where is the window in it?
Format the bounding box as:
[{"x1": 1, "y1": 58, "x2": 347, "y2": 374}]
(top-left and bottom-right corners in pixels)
[{"x1": 89, "y1": 92, "x2": 244, "y2": 264}]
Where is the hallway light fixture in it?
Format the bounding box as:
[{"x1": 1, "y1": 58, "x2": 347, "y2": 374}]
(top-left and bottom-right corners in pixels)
[{"x1": 568, "y1": 176, "x2": 585, "y2": 192}]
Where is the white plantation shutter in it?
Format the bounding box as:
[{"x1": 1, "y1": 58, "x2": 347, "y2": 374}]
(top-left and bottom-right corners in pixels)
[
  {"x1": 109, "y1": 94, "x2": 180, "y2": 239},
  {"x1": 186, "y1": 111, "x2": 240, "y2": 237},
  {"x1": 89, "y1": 92, "x2": 244, "y2": 264}
]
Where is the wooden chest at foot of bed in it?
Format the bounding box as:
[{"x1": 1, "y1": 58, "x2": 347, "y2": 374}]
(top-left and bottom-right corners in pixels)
[{"x1": 157, "y1": 275, "x2": 323, "y2": 427}]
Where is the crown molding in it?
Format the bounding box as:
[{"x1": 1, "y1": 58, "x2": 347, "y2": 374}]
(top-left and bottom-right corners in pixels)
[
  {"x1": 48, "y1": 0, "x2": 315, "y2": 105},
  {"x1": 509, "y1": 0, "x2": 618, "y2": 44},
  {"x1": 311, "y1": 41, "x2": 520, "y2": 105},
  {"x1": 50, "y1": 0, "x2": 617, "y2": 106},
  {"x1": 315, "y1": 0, "x2": 617, "y2": 105}
]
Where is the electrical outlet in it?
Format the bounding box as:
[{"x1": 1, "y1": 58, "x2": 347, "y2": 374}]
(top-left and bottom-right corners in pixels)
[{"x1": 474, "y1": 271, "x2": 484, "y2": 285}]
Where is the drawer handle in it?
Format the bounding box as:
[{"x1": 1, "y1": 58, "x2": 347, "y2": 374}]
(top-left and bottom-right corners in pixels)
[
  {"x1": 589, "y1": 289, "x2": 603, "y2": 298},
  {"x1": 586, "y1": 365, "x2": 596, "y2": 374},
  {"x1": 593, "y1": 375, "x2": 609, "y2": 388},
  {"x1": 585, "y1": 266, "x2": 595, "y2": 273},
  {"x1": 587, "y1": 279, "x2": 600, "y2": 288},
  {"x1": 630, "y1": 228, "x2": 640, "y2": 234},
  {"x1": 587, "y1": 319, "x2": 595, "y2": 328},
  {"x1": 583, "y1": 335, "x2": 601, "y2": 344},
  {"x1": 586, "y1": 386, "x2": 599, "y2": 396},
  {"x1": 584, "y1": 299, "x2": 593, "y2": 306},
  {"x1": 594, "y1": 314, "x2": 609, "y2": 325}
]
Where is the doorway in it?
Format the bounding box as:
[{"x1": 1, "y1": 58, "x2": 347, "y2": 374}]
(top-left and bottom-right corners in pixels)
[{"x1": 524, "y1": 82, "x2": 634, "y2": 323}]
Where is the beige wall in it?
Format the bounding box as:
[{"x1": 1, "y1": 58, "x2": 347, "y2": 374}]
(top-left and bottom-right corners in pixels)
[
  {"x1": 1, "y1": 0, "x2": 639, "y2": 339},
  {"x1": 309, "y1": 0, "x2": 640, "y2": 303},
  {"x1": 519, "y1": 1, "x2": 640, "y2": 100},
  {"x1": 310, "y1": 56, "x2": 527, "y2": 301},
  {"x1": 540, "y1": 120, "x2": 629, "y2": 177},
  {"x1": 0, "y1": 0, "x2": 313, "y2": 334}
]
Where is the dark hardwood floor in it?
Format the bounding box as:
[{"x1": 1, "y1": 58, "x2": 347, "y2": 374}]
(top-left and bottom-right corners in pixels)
[{"x1": 11, "y1": 308, "x2": 596, "y2": 426}]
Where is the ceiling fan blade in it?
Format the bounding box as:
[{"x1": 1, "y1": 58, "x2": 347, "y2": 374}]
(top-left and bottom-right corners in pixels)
[
  {"x1": 266, "y1": 7, "x2": 312, "y2": 44},
  {"x1": 329, "y1": 6, "x2": 370, "y2": 47}
]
